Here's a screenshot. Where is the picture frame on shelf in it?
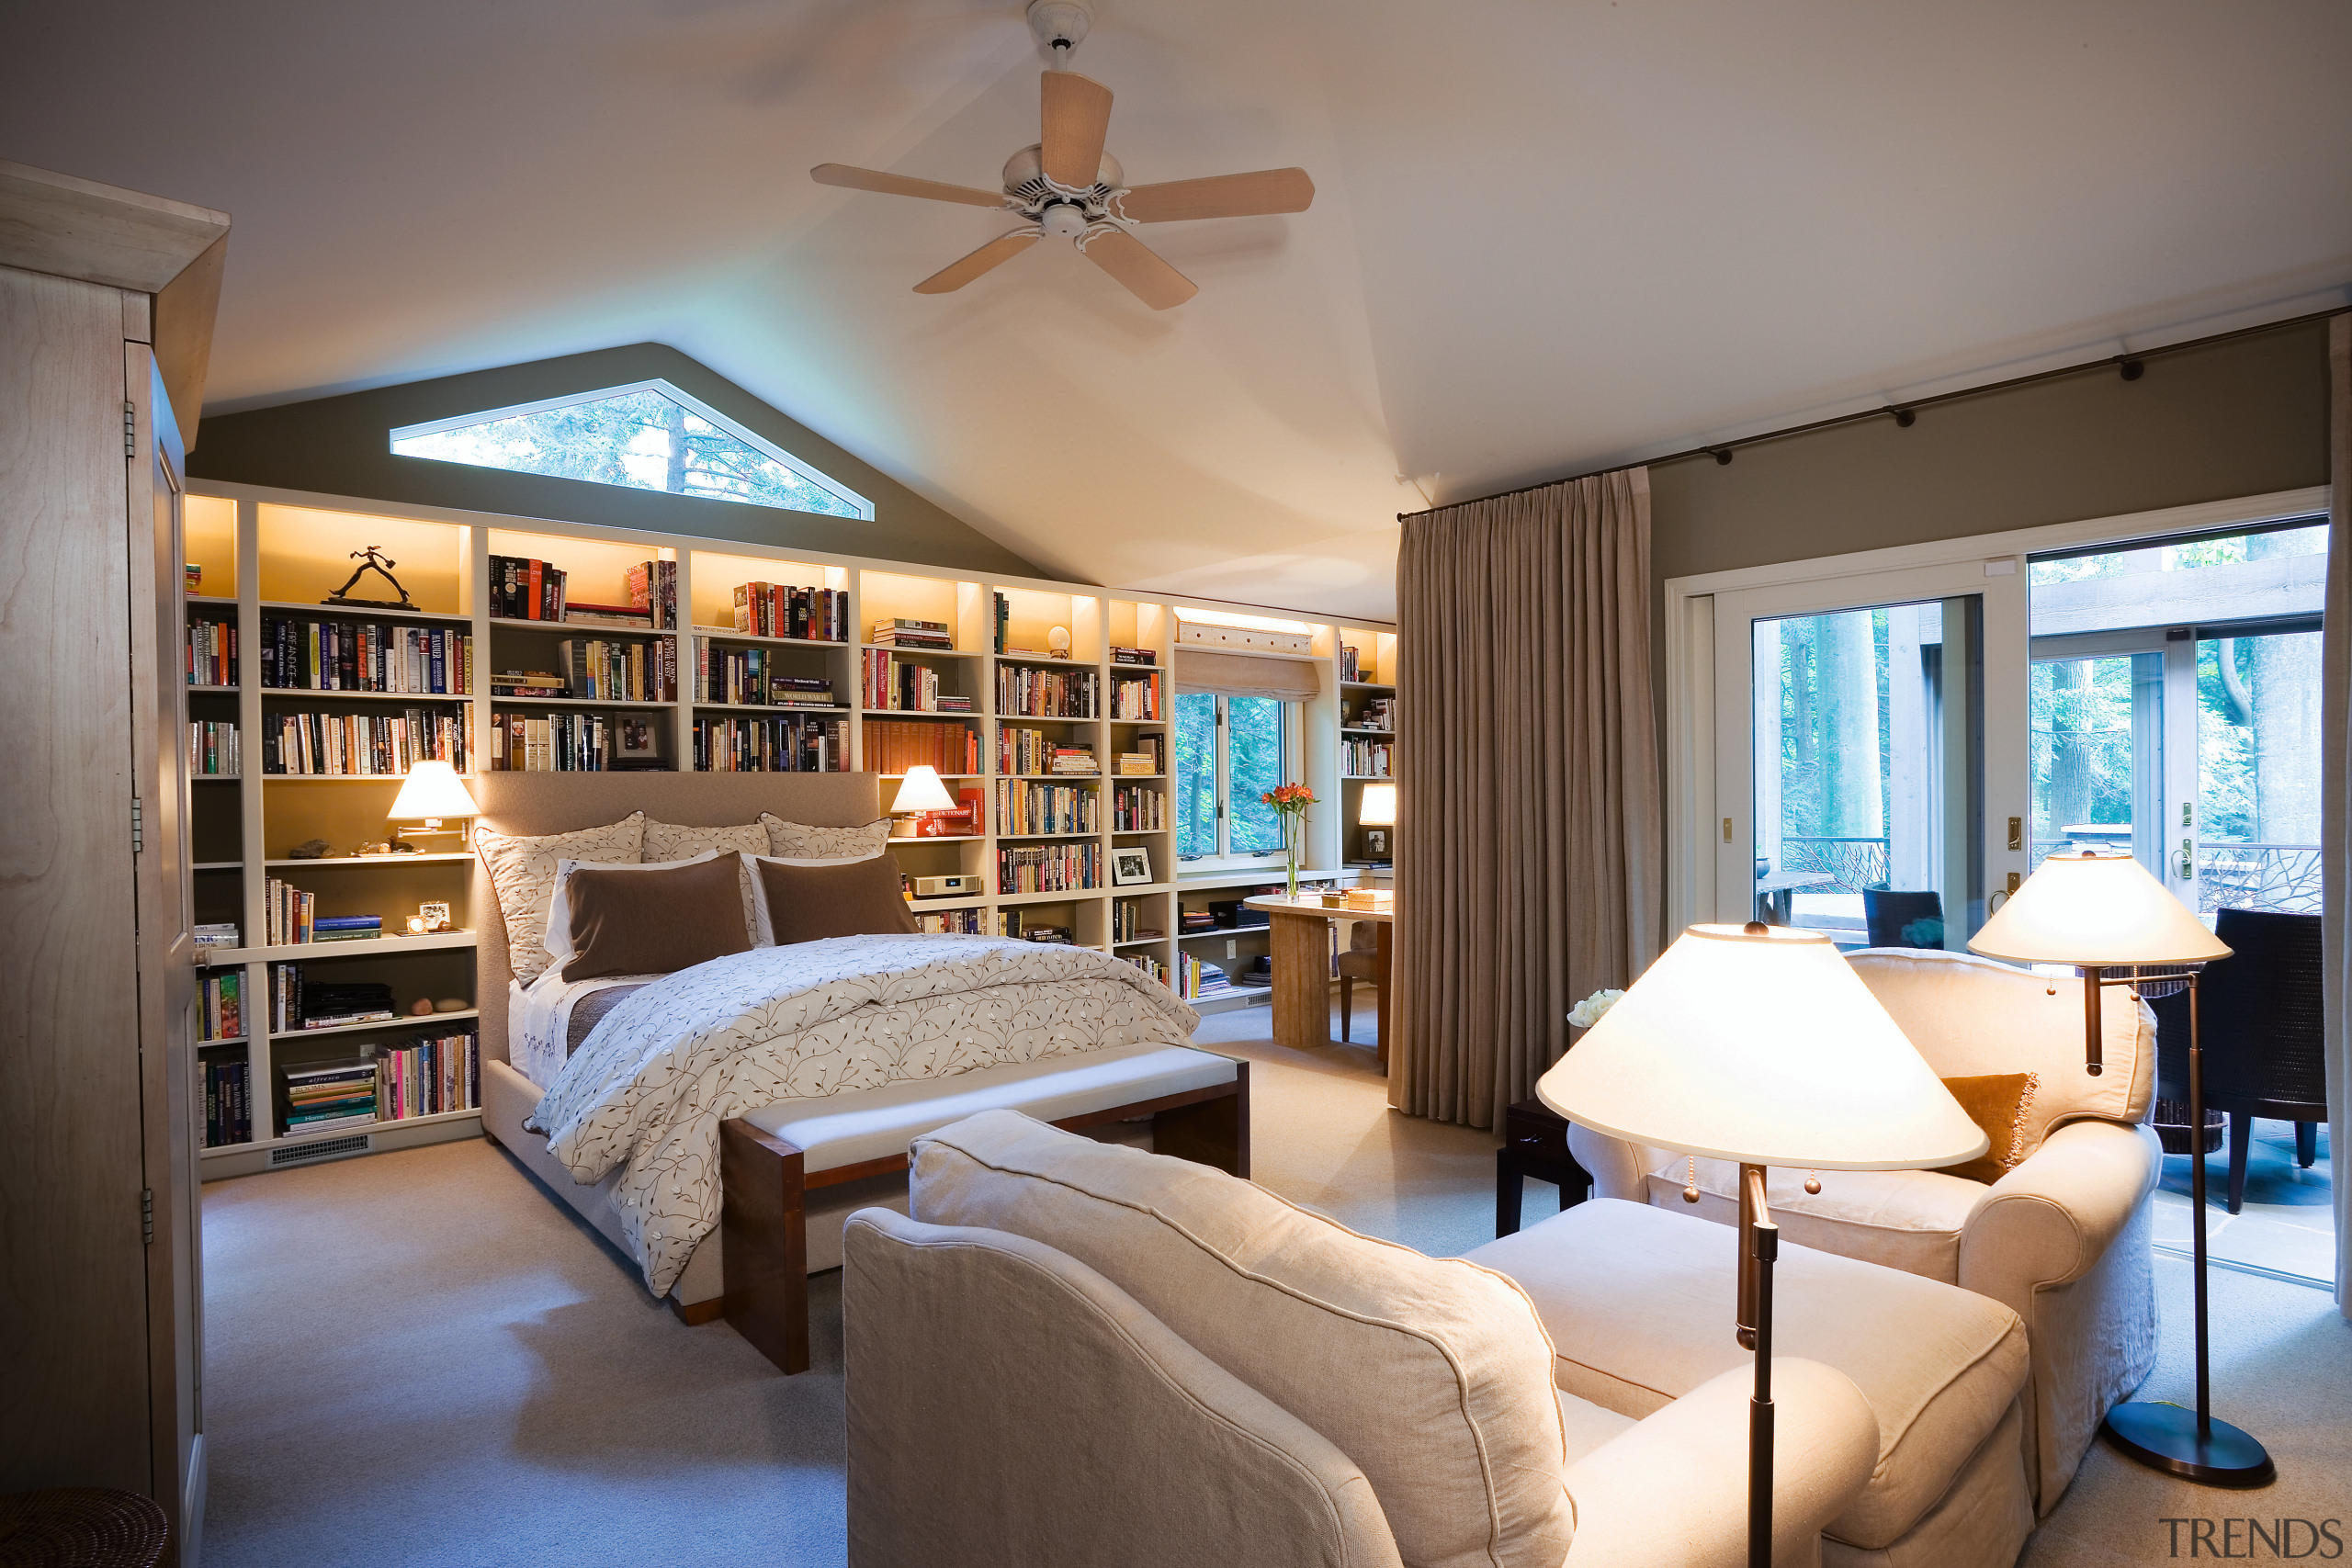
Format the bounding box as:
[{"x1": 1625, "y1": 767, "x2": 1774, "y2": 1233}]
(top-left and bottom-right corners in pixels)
[
  {"x1": 1363, "y1": 828, "x2": 1390, "y2": 859},
  {"x1": 1112, "y1": 846, "x2": 1152, "y2": 886},
  {"x1": 618, "y1": 716, "x2": 660, "y2": 760}
]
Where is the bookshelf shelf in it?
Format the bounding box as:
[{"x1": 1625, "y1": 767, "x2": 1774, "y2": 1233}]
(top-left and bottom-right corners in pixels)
[
  {"x1": 198, "y1": 1036, "x2": 249, "y2": 1046},
  {"x1": 269, "y1": 1009, "x2": 480, "y2": 1041},
  {"x1": 260, "y1": 599, "x2": 473, "y2": 626},
  {"x1": 201, "y1": 1105, "x2": 483, "y2": 1162},
  {"x1": 187, "y1": 479, "x2": 1390, "y2": 1168},
  {"x1": 261, "y1": 853, "x2": 473, "y2": 867},
  {"x1": 210, "y1": 930, "x2": 478, "y2": 963},
  {"x1": 192, "y1": 774, "x2": 242, "y2": 782}
]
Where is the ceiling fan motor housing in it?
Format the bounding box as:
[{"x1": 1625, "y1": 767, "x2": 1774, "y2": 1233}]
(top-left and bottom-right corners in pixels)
[
  {"x1": 1003, "y1": 144, "x2": 1125, "y2": 222},
  {"x1": 1027, "y1": 0, "x2": 1091, "y2": 56}
]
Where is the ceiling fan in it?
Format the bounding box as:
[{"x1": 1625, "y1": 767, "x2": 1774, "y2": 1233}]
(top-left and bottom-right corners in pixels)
[{"x1": 810, "y1": 0, "x2": 1314, "y2": 310}]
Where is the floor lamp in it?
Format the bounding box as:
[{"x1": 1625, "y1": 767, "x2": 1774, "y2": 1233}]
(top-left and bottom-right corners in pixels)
[
  {"x1": 1969, "y1": 850, "x2": 2271, "y2": 1487},
  {"x1": 1537, "y1": 922, "x2": 1984, "y2": 1568}
]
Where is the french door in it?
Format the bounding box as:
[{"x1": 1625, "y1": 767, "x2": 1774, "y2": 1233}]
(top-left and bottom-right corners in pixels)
[{"x1": 1708, "y1": 559, "x2": 2031, "y2": 948}]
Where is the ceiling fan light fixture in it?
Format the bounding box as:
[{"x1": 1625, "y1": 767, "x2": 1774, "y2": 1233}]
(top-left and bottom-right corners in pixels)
[{"x1": 1041, "y1": 203, "x2": 1091, "y2": 241}]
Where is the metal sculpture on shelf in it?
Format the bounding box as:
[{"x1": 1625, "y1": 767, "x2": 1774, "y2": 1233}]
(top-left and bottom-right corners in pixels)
[{"x1": 324, "y1": 546, "x2": 417, "y2": 611}]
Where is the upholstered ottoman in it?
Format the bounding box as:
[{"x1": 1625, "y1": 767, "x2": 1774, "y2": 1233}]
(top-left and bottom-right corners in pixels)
[{"x1": 1466, "y1": 1199, "x2": 2034, "y2": 1568}]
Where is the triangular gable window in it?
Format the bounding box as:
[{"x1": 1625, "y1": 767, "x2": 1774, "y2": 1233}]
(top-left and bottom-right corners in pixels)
[{"x1": 391, "y1": 380, "x2": 873, "y2": 520}]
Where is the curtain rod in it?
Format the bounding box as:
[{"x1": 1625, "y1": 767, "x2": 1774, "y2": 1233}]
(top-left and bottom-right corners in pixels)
[{"x1": 1395, "y1": 307, "x2": 2346, "y2": 523}]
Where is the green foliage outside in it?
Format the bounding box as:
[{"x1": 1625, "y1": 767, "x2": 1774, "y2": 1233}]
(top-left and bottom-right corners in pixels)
[
  {"x1": 395, "y1": 389, "x2": 864, "y2": 518},
  {"x1": 1175, "y1": 692, "x2": 1286, "y2": 858}
]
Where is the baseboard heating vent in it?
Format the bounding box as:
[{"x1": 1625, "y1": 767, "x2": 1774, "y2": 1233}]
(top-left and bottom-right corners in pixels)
[{"x1": 269, "y1": 1134, "x2": 372, "y2": 1167}]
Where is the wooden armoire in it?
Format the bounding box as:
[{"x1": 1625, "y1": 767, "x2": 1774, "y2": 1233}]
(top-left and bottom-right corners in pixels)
[{"x1": 0, "y1": 162, "x2": 230, "y2": 1562}]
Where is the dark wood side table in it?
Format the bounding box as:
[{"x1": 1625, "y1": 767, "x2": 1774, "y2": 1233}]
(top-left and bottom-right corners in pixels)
[{"x1": 1496, "y1": 1097, "x2": 1589, "y2": 1236}]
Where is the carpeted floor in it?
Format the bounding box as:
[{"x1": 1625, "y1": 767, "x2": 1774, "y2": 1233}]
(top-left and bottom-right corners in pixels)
[{"x1": 201, "y1": 1005, "x2": 2346, "y2": 1567}]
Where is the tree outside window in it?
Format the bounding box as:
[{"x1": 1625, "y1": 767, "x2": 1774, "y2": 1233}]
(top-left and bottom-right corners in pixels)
[{"x1": 1176, "y1": 692, "x2": 1291, "y2": 860}]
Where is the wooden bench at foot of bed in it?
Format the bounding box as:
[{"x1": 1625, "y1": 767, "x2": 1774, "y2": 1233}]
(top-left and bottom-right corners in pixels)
[{"x1": 720, "y1": 1044, "x2": 1250, "y2": 1374}]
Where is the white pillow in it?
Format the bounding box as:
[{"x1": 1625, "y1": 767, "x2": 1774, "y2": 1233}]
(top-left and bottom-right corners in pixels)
[
  {"x1": 644, "y1": 818, "x2": 771, "y2": 947},
  {"x1": 739, "y1": 850, "x2": 882, "y2": 947},
  {"x1": 474, "y1": 811, "x2": 646, "y2": 983},
  {"x1": 544, "y1": 851, "x2": 722, "y2": 964}
]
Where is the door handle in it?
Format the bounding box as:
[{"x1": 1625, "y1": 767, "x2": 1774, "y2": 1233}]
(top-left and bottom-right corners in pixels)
[
  {"x1": 2177, "y1": 837, "x2": 2196, "y2": 881},
  {"x1": 2007, "y1": 817, "x2": 2022, "y2": 852}
]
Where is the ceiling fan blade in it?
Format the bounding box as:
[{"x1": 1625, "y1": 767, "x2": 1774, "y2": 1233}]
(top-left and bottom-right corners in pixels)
[
  {"x1": 811, "y1": 164, "x2": 1007, "y2": 209},
  {"x1": 1078, "y1": 227, "x2": 1197, "y2": 310},
  {"x1": 1039, "y1": 71, "x2": 1114, "y2": 188},
  {"x1": 912, "y1": 231, "x2": 1040, "y2": 294},
  {"x1": 1114, "y1": 167, "x2": 1316, "y2": 223}
]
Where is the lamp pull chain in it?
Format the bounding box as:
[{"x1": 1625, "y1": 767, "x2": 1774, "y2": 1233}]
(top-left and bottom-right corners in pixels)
[
  {"x1": 1683, "y1": 1156, "x2": 1701, "y2": 1204},
  {"x1": 1804, "y1": 1170, "x2": 1821, "y2": 1195}
]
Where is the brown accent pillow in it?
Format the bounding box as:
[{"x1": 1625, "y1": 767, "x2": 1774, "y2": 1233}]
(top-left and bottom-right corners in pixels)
[
  {"x1": 753, "y1": 854, "x2": 918, "y2": 946},
  {"x1": 1938, "y1": 1072, "x2": 2041, "y2": 1184},
  {"x1": 560, "y1": 854, "x2": 752, "y2": 981}
]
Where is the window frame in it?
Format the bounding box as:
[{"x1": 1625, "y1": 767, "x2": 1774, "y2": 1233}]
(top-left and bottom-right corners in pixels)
[
  {"x1": 389, "y1": 378, "x2": 876, "y2": 520},
  {"x1": 1177, "y1": 692, "x2": 1297, "y2": 868}
]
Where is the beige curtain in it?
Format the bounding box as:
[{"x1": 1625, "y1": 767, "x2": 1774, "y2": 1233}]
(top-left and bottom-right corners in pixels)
[
  {"x1": 1392, "y1": 468, "x2": 1664, "y2": 1127},
  {"x1": 2322, "y1": 312, "x2": 2350, "y2": 1319}
]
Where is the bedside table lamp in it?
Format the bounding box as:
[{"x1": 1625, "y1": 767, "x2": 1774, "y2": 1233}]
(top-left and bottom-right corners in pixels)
[
  {"x1": 1967, "y1": 852, "x2": 2265, "y2": 1486},
  {"x1": 1538, "y1": 922, "x2": 1984, "y2": 1568},
  {"x1": 890, "y1": 765, "x2": 957, "y2": 837},
  {"x1": 388, "y1": 761, "x2": 478, "y2": 849}
]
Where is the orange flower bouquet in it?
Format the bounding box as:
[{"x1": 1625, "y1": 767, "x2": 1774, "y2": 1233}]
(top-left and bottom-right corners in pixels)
[{"x1": 1261, "y1": 781, "x2": 1318, "y2": 897}]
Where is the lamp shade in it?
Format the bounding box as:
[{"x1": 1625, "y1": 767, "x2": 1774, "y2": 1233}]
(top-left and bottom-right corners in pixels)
[
  {"x1": 890, "y1": 765, "x2": 957, "y2": 814},
  {"x1": 1969, "y1": 851, "x2": 2229, "y2": 966},
  {"x1": 387, "y1": 761, "x2": 477, "y2": 821},
  {"x1": 1538, "y1": 924, "x2": 1986, "y2": 1170},
  {"x1": 1358, "y1": 782, "x2": 1397, "y2": 827}
]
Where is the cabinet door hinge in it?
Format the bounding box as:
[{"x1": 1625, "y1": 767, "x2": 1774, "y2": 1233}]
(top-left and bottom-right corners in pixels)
[
  {"x1": 124, "y1": 400, "x2": 137, "y2": 457},
  {"x1": 131, "y1": 796, "x2": 144, "y2": 853},
  {"x1": 141, "y1": 1188, "x2": 155, "y2": 1245}
]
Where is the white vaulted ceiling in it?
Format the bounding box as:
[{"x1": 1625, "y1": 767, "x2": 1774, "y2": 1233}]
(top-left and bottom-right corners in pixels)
[{"x1": 6, "y1": 1, "x2": 2348, "y2": 619}]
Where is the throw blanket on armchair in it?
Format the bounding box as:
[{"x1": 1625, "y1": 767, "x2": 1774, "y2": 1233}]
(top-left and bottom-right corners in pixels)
[{"x1": 533, "y1": 935, "x2": 1200, "y2": 1294}]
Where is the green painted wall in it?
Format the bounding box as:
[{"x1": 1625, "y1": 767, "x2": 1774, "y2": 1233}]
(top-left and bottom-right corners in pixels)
[
  {"x1": 189, "y1": 344, "x2": 1047, "y2": 579},
  {"x1": 1648, "y1": 316, "x2": 2334, "y2": 586}
]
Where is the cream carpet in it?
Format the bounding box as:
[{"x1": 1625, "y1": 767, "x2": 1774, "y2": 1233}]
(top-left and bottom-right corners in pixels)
[{"x1": 201, "y1": 1007, "x2": 2346, "y2": 1567}]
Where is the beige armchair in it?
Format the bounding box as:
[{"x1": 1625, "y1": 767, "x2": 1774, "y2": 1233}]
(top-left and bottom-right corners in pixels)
[
  {"x1": 848, "y1": 1111, "x2": 1883, "y2": 1568},
  {"x1": 1565, "y1": 947, "x2": 2161, "y2": 1512}
]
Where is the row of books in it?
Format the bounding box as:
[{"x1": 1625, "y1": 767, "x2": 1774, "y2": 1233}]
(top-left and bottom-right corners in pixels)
[
  {"x1": 723, "y1": 581, "x2": 846, "y2": 641},
  {"x1": 373, "y1": 1031, "x2": 481, "y2": 1122},
  {"x1": 269, "y1": 969, "x2": 400, "y2": 1034},
  {"x1": 554, "y1": 637, "x2": 676, "y2": 703},
  {"x1": 202, "y1": 1057, "x2": 253, "y2": 1147},
  {"x1": 997, "y1": 664, "x2": 1098, "y2": 718},
  {"x1": 187, "y1": 618, "x2": 237, "y2": 686},
  {"x1": 912, "y1": 907, "x2": 989, "y2": 934},
  {"x1": 264, "y1": 877, "x2": 384, "y2": 946},
  {"x1": 1108, "y1": 671, "x2": 1162, "y2": 720},
  {"x1": 870, "y1": 616, "x2": 953, "y2": 649},
  {"x1": 1000, "y1": 728, "x2": 1094, "y2": 776},
  {"x1": 691, "y1": 716, "x2": 850, "y2": 773},
  {"x1": 259, "y1": 709, "x2": 470, "y2": 775},
  {"x1": 490, "y1": 554, "x2": 572, "y2": 622},
  {"x1": 199, "y1": 970, "x2": 243, "y2": 1041},
  {"x1": 1111, "y1": 899, "x2": 1161, "y2": 943},
  {"x1": 865, "y1": 718, "x2": 980, "y2": 777},
  {"x1": 488, "y1": 710, "x2": 642, "y2": 772},
  {"x1": 1339, "y1": 646, "x2": 1383, "y2": 684},
  {"x1": 1177, "y1": 952, "x2": 1238, "y2": 1001},
  {"x1": 1111, "y1": 784, "x2": 1167, "y2": 831},
  {"x1": 623, "y1": 559, "x2": 679, "y2": 629},
  {"x1": 1353, "y1": 695, "x2": 1396, "y2": 729},
  {"x1": 998, "y1": 842, "x2": 1102, "y2": 895},
  {"x1": 189, "y1": 720, "x2": 241, "y2": 776},
  {"x1": 1124, "y1": 953, "x2": 1168, "y2": 986},
  {"x1": 997, "y1": 779, "x2": 1098, "y2": 837},
  {"x1": 1341, "y1": 739, "x2": 1395, "y2": 778},
  {"x1": 1119, "y1": 734, "x2": 1168, "y2": 773},
  {"x1": 261, "y1": 617, "x2": 474, "y2": 695},
  {"x1": 694, "y1": 641, "x2": 837, "y2": 708},
  {"x1": 862, "y1": 650, "x2": 971, "y2": 712}
]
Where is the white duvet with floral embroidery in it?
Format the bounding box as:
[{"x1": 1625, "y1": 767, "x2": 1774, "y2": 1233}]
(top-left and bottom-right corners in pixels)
[{"x1": 531, "y1": 934, "x2": 1200, "y2": 1294}]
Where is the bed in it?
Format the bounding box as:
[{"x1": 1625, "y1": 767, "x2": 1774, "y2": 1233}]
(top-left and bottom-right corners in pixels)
[{"x1": 469, "y1": 773, "x2": 1238, "y2": 1366}]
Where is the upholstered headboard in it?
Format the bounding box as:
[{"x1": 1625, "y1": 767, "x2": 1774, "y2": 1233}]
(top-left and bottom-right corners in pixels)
[{"x1": 469, "y1": 772, "x2": 884, "y2": 1062}]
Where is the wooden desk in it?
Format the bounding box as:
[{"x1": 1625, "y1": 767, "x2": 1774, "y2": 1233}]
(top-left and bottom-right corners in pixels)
[{"x1": 1242, "y1": 896, "x2": 1394, "y2": 1071}]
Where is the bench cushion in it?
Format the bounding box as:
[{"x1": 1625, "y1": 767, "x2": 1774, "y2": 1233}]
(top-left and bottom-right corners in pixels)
[
  {"x1": 743, "y1": 1043, "x2": 1236, "y2": 1174},
  {"x1": 910, "y1": 1110, "x2": 1575, "y2": 1568},
  {"x1": 1464, "y1": 1198, "x2": 2028, "y2": 1551}
]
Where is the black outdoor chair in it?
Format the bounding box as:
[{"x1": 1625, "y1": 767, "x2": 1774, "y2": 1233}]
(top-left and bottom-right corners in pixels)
[
  {"x1": 2150, "y1": 907, "x2": 2329, "y2": 1214},
  {"x1": 1862, "y1": 889, "x2": 1945, "y2": 950}
]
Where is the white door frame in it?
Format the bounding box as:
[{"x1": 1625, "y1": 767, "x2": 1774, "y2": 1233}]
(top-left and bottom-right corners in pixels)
[{"x1": 1663, "y1": 486, "x2": 2330, "y2": 936}]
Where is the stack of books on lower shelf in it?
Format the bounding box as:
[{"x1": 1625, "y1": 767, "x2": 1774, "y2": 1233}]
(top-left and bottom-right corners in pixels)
[
  {"x1": 996, "y1": 842, "x2": 1102, "y2": 895},
  {"x1": 270, "y1": 969, "x2": 400, "y2": 1033},
  {"x1": 911, "y1": 908, "x2": 988, "y2": 935},
  {"x1": 281, "y1": 1058, "x2": 379, "y2": 1139},
  {"x1": 312, "y1": 915, "x2": 382, "y2": 944},
  {"x1": 1123, "y1": 953, "x2": 1168, "y2": 986},
  {"x1": 199, "y1": 971, "x2": 242, "y2": 1041},
  {"x1": 1178, "y1": 952, "x2": 1236, "y2": 1001},
  {"x1": 1110, "y1": 646, "x2": 1157, "y2": 666},
  {"x1": 202, "y1": 1057, "x2": 252, "y2": 1147},
  {"x1": 871, "y1": 617, "x2": 954, "y2": 650}
]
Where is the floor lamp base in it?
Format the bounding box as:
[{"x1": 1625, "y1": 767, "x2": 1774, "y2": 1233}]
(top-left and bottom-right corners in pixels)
[{"x1": 2102, "y1": 1402, "x2": 2275, "y2": 1487}]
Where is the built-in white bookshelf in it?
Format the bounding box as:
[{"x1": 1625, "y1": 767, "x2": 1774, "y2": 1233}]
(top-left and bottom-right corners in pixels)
[{"x1": 184, "y1": 480, "x2": 1396, "y2": 1171}]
